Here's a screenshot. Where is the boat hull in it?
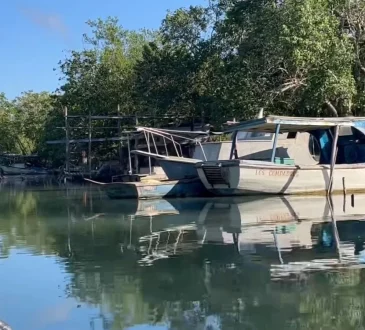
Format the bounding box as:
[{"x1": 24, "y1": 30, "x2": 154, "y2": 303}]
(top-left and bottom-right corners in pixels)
[
  {"x1": 86, "y1": 178, "x2": 209, "y2": 199},
  {"x1": 158, "y1": 159, "x2": 199, "y2": 180},
  {"x1": 196, "y1": 160, "x2": 365, "y2": 196}
]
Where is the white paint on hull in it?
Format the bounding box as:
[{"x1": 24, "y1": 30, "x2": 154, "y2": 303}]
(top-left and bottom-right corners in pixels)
[{"x1": 197, "y1": 160, "x2": 365, "y2": 195}]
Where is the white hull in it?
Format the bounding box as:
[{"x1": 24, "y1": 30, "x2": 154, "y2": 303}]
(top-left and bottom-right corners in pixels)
[
  {"x1": 196, "y1": 160, "x2": 365, "y2": 196},
  {"x1": 195, "y1": 195, "x2": 365, "y2": 274}
]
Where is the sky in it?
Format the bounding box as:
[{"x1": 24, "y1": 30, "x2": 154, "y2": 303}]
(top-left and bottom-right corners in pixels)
[{"x1": 0, "y1": 0, "x2": 205, "y2": 99}]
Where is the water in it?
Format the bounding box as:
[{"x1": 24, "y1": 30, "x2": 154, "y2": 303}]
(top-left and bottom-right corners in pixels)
[{"x1": 1, "y1": 180, "x2": 365, "y2": 329}]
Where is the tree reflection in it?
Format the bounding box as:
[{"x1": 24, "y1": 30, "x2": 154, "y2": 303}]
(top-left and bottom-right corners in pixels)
[{"x1": 2, "y1": 188, "x2": 365, "y2": 329}]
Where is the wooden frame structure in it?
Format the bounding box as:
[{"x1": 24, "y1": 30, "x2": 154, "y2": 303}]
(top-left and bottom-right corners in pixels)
[{"x1": 46, "y1": 107, "x2": 209, "y2": 178}]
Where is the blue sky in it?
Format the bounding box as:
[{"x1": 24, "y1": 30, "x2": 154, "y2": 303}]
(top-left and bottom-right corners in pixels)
[{"x1": 0, "y1": 0, "x2": 205, "y2": 99}]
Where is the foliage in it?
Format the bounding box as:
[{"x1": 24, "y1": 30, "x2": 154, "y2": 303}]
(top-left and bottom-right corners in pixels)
[
  {"x1": 0, "y1": 92, "x2": 54, "y2": 155},
  {"x1": 4, "y1": 2, "x2": 365, "y2": 160}
]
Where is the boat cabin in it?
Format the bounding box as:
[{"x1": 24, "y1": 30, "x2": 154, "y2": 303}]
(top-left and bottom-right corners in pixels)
[{"x1": 222, "y1": 116, "x2": 365, "y2": 166}]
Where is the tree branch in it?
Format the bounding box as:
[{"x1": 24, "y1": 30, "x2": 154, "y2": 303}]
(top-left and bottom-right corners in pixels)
[{"x1": 325, "y1": 100, "x2": 338, "y2": 117}]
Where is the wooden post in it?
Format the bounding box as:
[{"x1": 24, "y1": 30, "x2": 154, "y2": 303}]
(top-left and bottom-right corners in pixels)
[
  {"x1": 64, "y1": 106, "x2": 69, "y2": 172},
  {"x1": 88, "y1": 111, "x2": 92, "y2": 177}
]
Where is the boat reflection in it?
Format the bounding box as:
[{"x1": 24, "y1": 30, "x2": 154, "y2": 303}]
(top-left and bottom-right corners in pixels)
[
  {"x1": 116, "y1": 194, "x2": 365, "y2": 277},
  {"x1": 2, "y1": 188, "x2": 365, "y2": 329}
]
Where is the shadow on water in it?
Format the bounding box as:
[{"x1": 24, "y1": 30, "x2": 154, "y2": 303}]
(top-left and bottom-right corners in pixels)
[{"x1": 1, "y1": 181, "x2": 365, "y2": 329}]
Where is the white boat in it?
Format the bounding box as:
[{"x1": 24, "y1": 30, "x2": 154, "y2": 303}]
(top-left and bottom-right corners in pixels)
[
  {"x1": 130, "y1": 111, "x2": 268, "y2": 180},
  {"x1": 196, "y1": 116, "x2": 365, "y2": 195}
]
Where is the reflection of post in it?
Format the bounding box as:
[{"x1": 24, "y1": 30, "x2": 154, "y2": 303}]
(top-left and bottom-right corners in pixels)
[
  {"x1": 174, "y1": 230, "x2": 183, "y2": 254},
  {"x1": 327, "y1": 195, "x2": 342, "y2": 262},
  {"x1": 232, "y1": 233, "x2": 240, "y2": 253},
  {"x1": 128, "y1": 215, "x2": 134, "y2": 250},
  {"x1": 273, "y1": 231, "x2": 284, "y2": 264},
  {"x1": 165, "y1": 231, "x2": 170, "y2": 251}
]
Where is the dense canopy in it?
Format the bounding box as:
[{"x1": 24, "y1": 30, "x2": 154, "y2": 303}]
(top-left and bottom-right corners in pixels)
[{"x1": 2, "y1": 0, "x2": 365, "y2": 163}]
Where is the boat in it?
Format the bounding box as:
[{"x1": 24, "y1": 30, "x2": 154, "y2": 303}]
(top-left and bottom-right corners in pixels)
[
  {"x1": 195, "y1": 116, "x2": 365, "y2": 196},
  {"x1": 85, "y1": 177, "x2": 209, "y2": 199},
  {"x1": 130, "y1": 111, "x2": 265, "y2": 181},
  {"x1": 0, "y1": 154, "x2": 48, "y2": 176}
]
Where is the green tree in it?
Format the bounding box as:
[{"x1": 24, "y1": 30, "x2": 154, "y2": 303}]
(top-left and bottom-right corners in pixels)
[
  {"x1": 13, "y1": 91, "x2": 55, "y2": 153},
  {"x1": 59, "y1": 17, "x2": 155, "y2": 116}
]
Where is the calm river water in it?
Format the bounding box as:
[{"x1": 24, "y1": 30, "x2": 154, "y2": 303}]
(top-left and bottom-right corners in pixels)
[{"x1": 1, "y1": 178, "x2": 365, "y2": 329}]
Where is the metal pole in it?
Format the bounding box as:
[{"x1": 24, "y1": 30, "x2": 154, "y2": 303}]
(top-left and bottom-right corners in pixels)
[
  {"x1": 145, "y1": 131, "x2": 152, "y2": 175},
  {"x1": 135, "y1": 136, "x2": 139, "y2": 174},
  {"x1": 88, "y1": 111, "x2": 92, "y2": 177},
  {"x1": 64, "y1": 106, "x2": 69, "y2": 172},
  {"x1": 328, "y1": 125, "x2": 340, "y2": 195},
  {"x1": 127, "y1": 134, "x2": 132, "y2": 175},
  {"x1": 229, "y1": 131, "x2": 238, "y2": 160},
  {"x1": 270, "y1": 124, "x2": 281, "y2": 163},
  {"x1": 117, "y1": 104, "x2": 122, "y2": 166}
]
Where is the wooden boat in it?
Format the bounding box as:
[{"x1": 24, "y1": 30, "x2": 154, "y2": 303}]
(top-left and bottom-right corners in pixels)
[
  {"x1": 85, "y1": 177, "x2": 209, "y2": 199},
  {"x1": 131, "y1": 112, "x2": 265, "y2": 181},
  {"x1": 196, "y1": 116, "x2": 365, "y2": 196},
  {"x1": 0, "y1": 154, "x2": 48, "y2": 176}
]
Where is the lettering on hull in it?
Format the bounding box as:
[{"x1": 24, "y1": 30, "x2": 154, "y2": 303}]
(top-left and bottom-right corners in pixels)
[
  {"x1": 256, "y1": 213, "x2": 300, "y2": 222},
  {"x1": 255, "y1": 169, "x2": 298, "y2": 177}
]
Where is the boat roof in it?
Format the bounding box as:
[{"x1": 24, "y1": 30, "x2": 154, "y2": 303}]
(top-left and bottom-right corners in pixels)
[
  {"x1": 224, "y1": 116, "x2": 365, "y2": 133},
  {"x1": 136, "y1": 126, "x2": 223, "y2": 138}
]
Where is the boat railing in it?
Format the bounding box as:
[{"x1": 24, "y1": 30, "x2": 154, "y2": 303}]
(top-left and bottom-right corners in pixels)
[{"x1": 136, "y1": 126, "x2": 208, "y2": 161}]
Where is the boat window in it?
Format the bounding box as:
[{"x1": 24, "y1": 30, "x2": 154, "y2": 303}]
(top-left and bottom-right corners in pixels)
[
  {"x1": 308, "y1": 135, "x2": 321, "y2": 162},
  {"x1": 237, "y1": 131, "x2": 274, "y2": 141},
  {"x1": 287, "y1": 132, "x2": 297, "y2": 139}
]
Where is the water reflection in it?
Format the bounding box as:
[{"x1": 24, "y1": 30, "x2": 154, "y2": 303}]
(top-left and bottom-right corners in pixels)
[{"x1": 1, "y1": 186, "x2": 365, "y2": 329}]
